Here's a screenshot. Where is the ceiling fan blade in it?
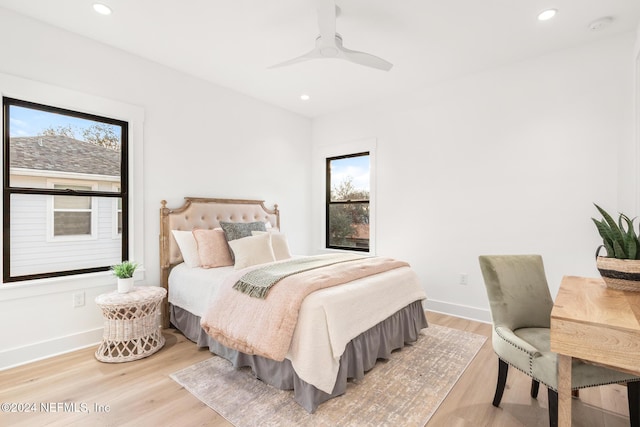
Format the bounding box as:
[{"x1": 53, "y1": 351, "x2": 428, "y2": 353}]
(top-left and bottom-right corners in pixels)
[
  {"x1": 267, "y1": 0, "x2": 393, "y2": 71},
  {"x1": 338, "y1": 45, "x2": 393, "y2": 71},
  {"x1": 317, "y1": 0, "x2": 336, "y2": 41},
  {"x1": 268, "y1": 48, "x2": 323, "y2": 69}
]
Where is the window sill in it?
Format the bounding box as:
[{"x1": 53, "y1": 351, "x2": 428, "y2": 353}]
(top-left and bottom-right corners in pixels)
[
  {"x1": 0, "y1": 267, "x2": 146, "y2": 302},
  {"x1": 317, "y1": 247, "x2": 375, "y2": 256}
]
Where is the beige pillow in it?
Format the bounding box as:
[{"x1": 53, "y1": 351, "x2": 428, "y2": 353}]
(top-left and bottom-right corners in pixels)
[
  {"x1": 252, "y1": 231, "x2": 292, "y2": 261},
  {"x1": 228, "y1": 233, "x2": 276, "y2": 270},
  {"x1": 172, "y1": 230, "x2": 200, "y2": 268},
  {"x1": 192, "y1": 229, "x2": 233, "y2": 268}
]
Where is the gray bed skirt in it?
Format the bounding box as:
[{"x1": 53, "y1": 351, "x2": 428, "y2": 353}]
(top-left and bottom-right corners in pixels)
[{"x1": 170, "y1": 300, "x2": 428, "y2": 413}]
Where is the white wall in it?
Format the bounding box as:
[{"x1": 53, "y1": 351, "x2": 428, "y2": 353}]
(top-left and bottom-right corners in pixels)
[
  {"x1": 0, "y1": 5, "x2": 636, "y2": 368},
  {"x1": 312, "y1": 33, "x2": 637, "y2": 321},
  {"x1": 0, "y1": 7, "x2": 312, "y2": 369}
]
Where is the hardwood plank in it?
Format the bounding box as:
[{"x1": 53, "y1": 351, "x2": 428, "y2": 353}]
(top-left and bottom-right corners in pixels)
[{"x1": 0, "y1": 311, "x2": 631, "y2": 426}]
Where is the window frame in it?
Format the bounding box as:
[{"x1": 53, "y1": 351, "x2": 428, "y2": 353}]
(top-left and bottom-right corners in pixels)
[
  {"x1": 325, "y1": 151, "x2": 371, "y2": 252},
  {"x1": 2, "y1": 96, "x2": 129, "y2": 283}
]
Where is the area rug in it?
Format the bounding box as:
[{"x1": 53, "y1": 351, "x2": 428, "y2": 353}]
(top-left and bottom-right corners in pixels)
[{"x1": 170, "y1": 324, "x2": 486, "y2": 427}]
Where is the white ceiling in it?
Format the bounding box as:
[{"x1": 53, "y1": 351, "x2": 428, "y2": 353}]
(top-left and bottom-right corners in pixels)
[{"x1": 1, "y1": 0, "x2": 639, "y2": 118}]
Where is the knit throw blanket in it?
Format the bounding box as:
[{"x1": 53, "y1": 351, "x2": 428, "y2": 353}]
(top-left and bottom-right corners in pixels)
[{"x1": 233, "y1": 253, "x2": 367, "y2": 298}]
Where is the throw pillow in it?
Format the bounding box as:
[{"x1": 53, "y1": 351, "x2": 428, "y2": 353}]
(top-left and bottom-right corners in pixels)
[
  {"x1": 219, "y1": 221, "x2": 268, "y2": 241},
  {"x1": 252, "y1": 231, "x2": 292, "y2": 261},
  {"x1": 171, "y1": 230, "x2": 200, "y2": 268},
  {"x1": 192, "y1": 228, "x2": 233, "y2": 268},
  {"x1": 228, "y1": 233, "x2": 276, "y2": 270}
]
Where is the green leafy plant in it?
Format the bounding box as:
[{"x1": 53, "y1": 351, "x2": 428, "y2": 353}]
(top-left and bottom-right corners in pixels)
[
  {"x1": 111, "y1": 261, "x2": 138, "y2": 279},
  {"x1": 592, "y1": 204, "x2": 640, "y2": 260}
]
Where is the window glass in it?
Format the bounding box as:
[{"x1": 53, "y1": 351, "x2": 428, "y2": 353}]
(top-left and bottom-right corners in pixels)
[
  {"x1": 114, "y1": 186, "x2": 123, "y2": 235},
  {"x1": 8, "y1": 105, "x2": 121, "y2": 191},
  {"x1": 117, "y1": 197, "x2": 123, "y2": 234},
  {"x1": 53, "y1": 184, "x2": 93, "y2": 236},
  {"x1": 326, "y1": 153, "x2": 370, "y2": 251},
  {"x1": 9, "y1": 193, "x2": 122, "y2": 277},
  {"x1": 3, "y1": 97, "x2": 128, "y2": 282}
]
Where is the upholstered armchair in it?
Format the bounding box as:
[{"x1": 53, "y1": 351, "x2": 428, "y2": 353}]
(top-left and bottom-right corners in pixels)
[{"x1": 479, "y1": 255, "x2": 640, "y2": 427}]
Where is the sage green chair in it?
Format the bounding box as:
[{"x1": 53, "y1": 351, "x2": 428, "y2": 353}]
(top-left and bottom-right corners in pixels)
[{"x1": 479, "y1": 255, "x2": 640, "y2": 427}]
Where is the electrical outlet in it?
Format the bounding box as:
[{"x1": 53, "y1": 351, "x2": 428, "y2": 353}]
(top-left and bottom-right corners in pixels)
[
  {"x1": 459, "y1": 273, "x2": 468, "y2": 286},
  {"x1": 73, "y1": 292, "x2": 85, "y2": 308}
]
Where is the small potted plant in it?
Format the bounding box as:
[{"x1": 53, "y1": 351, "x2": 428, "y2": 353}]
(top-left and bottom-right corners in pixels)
[
  {"x1": 592, "y1": 204, "x2": 640, "y2": 291},
  {"x1": 111, "y1": 261, "x2": 138, "y2": 293}
]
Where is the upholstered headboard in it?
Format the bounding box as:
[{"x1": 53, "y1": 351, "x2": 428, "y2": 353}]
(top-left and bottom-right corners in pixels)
[{"x1": 159, "y1": 197, "x2": 279, "y2": 327}]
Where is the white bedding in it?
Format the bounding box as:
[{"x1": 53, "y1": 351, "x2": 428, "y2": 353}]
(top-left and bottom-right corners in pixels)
[
  {"x1": 168, "y1": 263, "x2": 234, "y2": 316},
  {"x1": 288, "y1": 265, "x2": 426, "y2": 393},
  {"x1": 168, "y1": 259, "x2": 427, "y2": 393}
]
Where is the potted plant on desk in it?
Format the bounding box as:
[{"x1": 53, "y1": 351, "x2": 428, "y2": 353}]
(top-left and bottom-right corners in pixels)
[
  {"x1": 592, "y1": 204, "x2": 640, "y2": 291},
  {"x1": 111, "y1": 261, "x2": 138, "y2": 293}
]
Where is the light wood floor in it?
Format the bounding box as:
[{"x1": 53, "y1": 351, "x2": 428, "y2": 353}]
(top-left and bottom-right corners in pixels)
[{"x1": 1, "y1": 311, "x2": 631, "y2": 427}]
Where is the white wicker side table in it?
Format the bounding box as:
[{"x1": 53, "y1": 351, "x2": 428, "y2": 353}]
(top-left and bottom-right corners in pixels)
[{"x1": 95, "y1": 286, "x2": 167, "y2": 363}]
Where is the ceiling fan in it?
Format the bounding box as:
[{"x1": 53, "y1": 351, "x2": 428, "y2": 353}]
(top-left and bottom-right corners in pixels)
[{"x1": 269, "y1": 0, "x2": 393, "y2": 71}]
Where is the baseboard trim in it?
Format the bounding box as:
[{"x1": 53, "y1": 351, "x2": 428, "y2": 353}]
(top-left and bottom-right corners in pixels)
[
  {"x1": 1, "y1": 301, "x2": 490, "y2": 371},
  {"x1": 424, "y1": 299, "x2": 492, "y2": 324},
  {"x1": 0, "y1": 328, "x2": 102, "y2": 371}
]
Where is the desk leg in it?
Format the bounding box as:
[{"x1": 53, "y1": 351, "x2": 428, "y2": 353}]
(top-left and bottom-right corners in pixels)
[{"x1": 557, "y1": 354, "x2": 572, "y2": 427}]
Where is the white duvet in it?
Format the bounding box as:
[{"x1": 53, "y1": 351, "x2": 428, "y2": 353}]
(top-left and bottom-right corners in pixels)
[{"x1": 169, "y1": 261, "x2": 427, "y2": 394}]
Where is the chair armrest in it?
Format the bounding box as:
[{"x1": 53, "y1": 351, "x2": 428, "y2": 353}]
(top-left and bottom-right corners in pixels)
[{"x1": 494, "y1": 326, "x2": 541, "y2": 357}]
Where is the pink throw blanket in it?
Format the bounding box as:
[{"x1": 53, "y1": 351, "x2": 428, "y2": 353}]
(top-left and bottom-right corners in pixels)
[{"x1": 200, "y1": 256, "x2": 409, "y2": 361}]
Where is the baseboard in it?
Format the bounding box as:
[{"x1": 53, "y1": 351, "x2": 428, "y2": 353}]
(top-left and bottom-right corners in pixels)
[
  {"x1": 0, "y1": 327, "x2": 103, "y2": 371},
  {"x1": 424, "y1": 299, "x2": 492, "y2": 324},
  {"x1": 0, "y1": 302, "x2": 490, "y2": 371}
]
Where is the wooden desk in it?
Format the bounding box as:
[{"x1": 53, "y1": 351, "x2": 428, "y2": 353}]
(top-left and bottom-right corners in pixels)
[{"x1": 550, "y1": 276, "x2": 640, "y2": 426}]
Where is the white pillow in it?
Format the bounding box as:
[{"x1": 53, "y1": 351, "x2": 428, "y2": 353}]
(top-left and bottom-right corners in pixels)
[
  {"x1": 171, "y1": 230, "x2": 200, "y2": 268},
  {"x1": 252, "y1": 231, "x2": 292, "y2": 261},
  {"x1": 228, "y1": 233, "x2": 276, "y2": 270}
]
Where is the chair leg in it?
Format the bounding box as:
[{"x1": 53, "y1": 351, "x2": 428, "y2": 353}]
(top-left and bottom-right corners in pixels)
[
  {"x1": 628, "y1": 381, "x2": 640, "y2": 427},
  {"x1": 548, "y1": 388, "x2": 558, "y2": 427},
  {"x1": 493, "y1": 359, "x2": 508, "y2": 407},
  {"x1": 531, "y1": 379, "x2": 540, "y2": 399}
]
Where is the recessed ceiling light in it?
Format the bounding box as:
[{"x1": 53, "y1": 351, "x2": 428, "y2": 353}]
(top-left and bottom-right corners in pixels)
[
  {"x1": 93, "y1": 3, "x2": 112, "y2": 15},
  {"x1": 537, "y1": 9, "x2": 557, "y2": 21},
  {"x1": 300, "y1": 94, "x2": 310, "y2": 101}
]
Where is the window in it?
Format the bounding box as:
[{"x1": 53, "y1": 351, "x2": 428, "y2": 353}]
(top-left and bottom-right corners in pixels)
[
  {"x1": 3, "y1": 97, "x2": 128, "y2": 282},
  {"x1": 326, "y1": 152, "x2": 370, "y2": 251},
  {"x1": 50, "y1": 182, "x2": 96, "y2": 238},
  {"x1": 113, "y1": 185, "x2": 122, "y2": 237}
]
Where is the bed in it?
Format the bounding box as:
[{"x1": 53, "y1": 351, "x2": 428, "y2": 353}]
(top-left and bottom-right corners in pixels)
[{"x1": 160, "y1": 197, "x2": 428, "y2": 412}]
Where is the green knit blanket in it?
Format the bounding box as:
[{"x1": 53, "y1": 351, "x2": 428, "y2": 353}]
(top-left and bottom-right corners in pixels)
[{"x1": 233, "y1": 253, "x2": 368, "y2": 299}]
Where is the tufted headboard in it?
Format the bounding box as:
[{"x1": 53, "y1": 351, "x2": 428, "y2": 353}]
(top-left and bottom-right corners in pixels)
[{"x1": 159, "y1": 197, "x2": 279, "y2": 327}]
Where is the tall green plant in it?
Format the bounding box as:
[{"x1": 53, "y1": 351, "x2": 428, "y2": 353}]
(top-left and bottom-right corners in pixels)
[{"x1": 592, "y1": 204, "x2": 640, "y2": 260}]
